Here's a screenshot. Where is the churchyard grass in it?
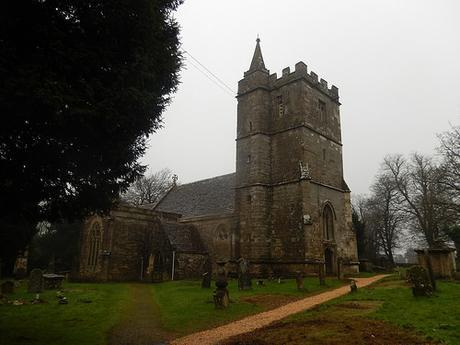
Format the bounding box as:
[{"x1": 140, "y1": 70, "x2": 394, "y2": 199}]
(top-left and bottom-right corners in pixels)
[
  {"x1": 287, "y1": 276, "x2": 460, "y2": 344},
  {"x1": 151, "y1": 277, "x2": 344, "y2": 335},
  {"x1": 0, "y1": 281, "x2": 130, "y2": 345}
]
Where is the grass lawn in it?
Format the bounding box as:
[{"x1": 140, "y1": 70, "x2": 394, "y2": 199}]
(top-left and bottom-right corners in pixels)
[
  {"x1": 151, "y1": 277, "x2": 344, "y2": 335},
  {"x1": 0, "y1": 281, "x2": 130, "y2": 345},
  {"x1": 280, "y1": 276, "x2": 460, "y2": 345}
]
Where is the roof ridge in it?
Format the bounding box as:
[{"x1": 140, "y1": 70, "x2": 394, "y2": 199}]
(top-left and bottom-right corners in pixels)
[{"x1": 176, "y1": 172, "x2": 235, "y2": 188}]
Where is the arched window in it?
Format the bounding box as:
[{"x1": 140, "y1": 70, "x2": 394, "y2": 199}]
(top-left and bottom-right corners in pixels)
[
  {"x1": 323, "y1": 205, "x2": 334, "y2": 240},
  {"x1": 87, "y1": 222, "x2": 102, "y2": 269}
]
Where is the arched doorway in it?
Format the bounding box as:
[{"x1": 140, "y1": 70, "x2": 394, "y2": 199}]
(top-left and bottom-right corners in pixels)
[
  {"x1": 325, "y1": 247, "x2": 334, "y2": 275},
  {"x1": 152, "y1": 252, "x2": 164, "y2": 282}
]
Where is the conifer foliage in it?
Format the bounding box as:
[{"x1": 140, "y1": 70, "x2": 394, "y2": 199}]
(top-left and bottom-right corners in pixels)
[{"x1": 0, "y1": 0, "x2": 183, "y2": 271}]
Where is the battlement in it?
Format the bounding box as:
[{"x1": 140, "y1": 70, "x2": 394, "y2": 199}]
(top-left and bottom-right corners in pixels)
[{"x1": 269, "y1": 61, "x2": 339, "y2": 102}]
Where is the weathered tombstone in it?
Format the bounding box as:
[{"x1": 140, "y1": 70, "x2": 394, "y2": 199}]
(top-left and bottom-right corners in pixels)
[
  {"x1": 201, "y1": 257, "x2": 212, "y2": 288},
  {"x1": 295, "y1": 271, "x2": 304, "y2": 290},
  {"x1": 28, "y1": 268, "x2": 44, "y2": 293},
  {"x1": 407, "y1": 266, "x2": 433, "y2": 297},
  {"x1": 201, "y1": 272, "x2": 211, "y2": 289},
  {"x1": 1, "y1": 281, "x2": 14, "y2": 294},
  {"x1": 318, "y1": 263, "x2": 326, "y2": 286},
  {"x1": 213, "y1": 261, "x2": 229, "y2": 308},
  {"x1": 295, "y1": 271, "x2": 305, "y2": 291},
  {"x1": 350, "y1": 279, "x2": 357, "y2": 293},
  {"x1": 237, "y1": 257, "x2": 252, "y2": 290}
]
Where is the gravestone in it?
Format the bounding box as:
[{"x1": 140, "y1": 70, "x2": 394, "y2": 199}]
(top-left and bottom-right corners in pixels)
[
  {"x1": 237, "y1": 257, "x2": 252, "y2": 290},
  {"x1": 350, "y1": 280, "x2": 357, "y2": 293},
  {"x1": 407, "y1": 265, "x2": 433, "y2": 297},
  {"x1": 1, "y1": 281, "x2": 14, "y2": 294},
  {"x1": 295, "y1": 271, "x2": 304, "y2": 290},
  {"x1": 318, "y1": 263, "x2": 326, "y2": 286},
  {"x1": 201, "y1": 272, "x2": 211, "y2": 289},
  {"x1": 201, "y1": 257, "x2": 212, "y2": 288},
  {"x1": 28, "y1": 268, "x2": 44, "y2": 293},
  {"x1": 213, "y1": 261, "x2": 229, "y2": 308}
]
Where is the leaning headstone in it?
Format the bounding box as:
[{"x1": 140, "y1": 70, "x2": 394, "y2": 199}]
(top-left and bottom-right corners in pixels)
[
  {"x1": 201, "y1": 272, "x2": 211, "y2": 289},
  {"x1": 237, "y1": 257, "x2": 252, "y2": 290},
  {"x1": 295, "y1": 271, "x2": 305, "y2": 290},
  {"x1": 213, "y1": 261, "x2": 229, "y2": 309},
  {"x1": 318, "y1": 263, "x2": 326, "y2": 286},
  {"x1": 1, "y1": 281, "x2": 14, "y2": 294},
  {"x1": 407, "y1": 265, "x2": 433, "y2": 297},
  {"x1": 28, "y1": 268, "x2": 44, "y2": 293}
]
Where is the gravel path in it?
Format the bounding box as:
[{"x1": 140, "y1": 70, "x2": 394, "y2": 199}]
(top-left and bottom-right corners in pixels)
[{"x1": 171, "y1": 275, "x2": 389, "y2": 345}]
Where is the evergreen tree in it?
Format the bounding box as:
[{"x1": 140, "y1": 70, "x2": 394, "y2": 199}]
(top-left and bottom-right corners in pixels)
[{"x1": 0, "y1": 0, "x2": 183, "y2": 274}]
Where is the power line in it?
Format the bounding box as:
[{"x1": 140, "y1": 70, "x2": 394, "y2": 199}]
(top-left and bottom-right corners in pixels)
[
  {"x1": 181, "y1": 48, "x2": 236, "y2": 97},
  {"x1": 185, "y1": 58, "x2": 235, "y2": 97}
]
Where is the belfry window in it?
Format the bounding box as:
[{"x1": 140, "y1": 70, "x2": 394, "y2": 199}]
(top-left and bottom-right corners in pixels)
[
  {"x1": 323, "y1": 205, "x2": 334, "y2": 240},
  {"x1": 247, "y1": 154, "x2": 251, "y2": 163},
  {"x1": 87, "y1": 222, "x2": 102, "y2": 269}
]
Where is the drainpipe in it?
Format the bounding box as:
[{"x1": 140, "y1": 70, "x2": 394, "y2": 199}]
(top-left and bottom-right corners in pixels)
[
  {"x1": 140, "y1": 256, "x2": 144, "y2": 281},
  {"x1": 171, "y1": 251, "x2": 176, "y2": 281}
]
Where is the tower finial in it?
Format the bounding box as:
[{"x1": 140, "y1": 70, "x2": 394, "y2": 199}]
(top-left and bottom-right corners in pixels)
[{"x1": 248, "y1": 36, "x2": 267, "y2": 73}]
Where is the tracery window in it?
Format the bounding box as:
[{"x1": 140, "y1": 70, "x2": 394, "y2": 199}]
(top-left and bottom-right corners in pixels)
[
  {"x1": 87, "y1": 222, "x2": 102, "y2": 269},
  {"x1": 323, "y1": 204, "x2": 334, "y2": 240}
]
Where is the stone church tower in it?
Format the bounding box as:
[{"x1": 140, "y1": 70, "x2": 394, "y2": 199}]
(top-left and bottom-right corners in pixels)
[
  {"x1": 78, "y1": 39, "x2": 358, "y2": 282},
  {"x1": 235, "y1": 39, "x2": 358, "y2": 275}
]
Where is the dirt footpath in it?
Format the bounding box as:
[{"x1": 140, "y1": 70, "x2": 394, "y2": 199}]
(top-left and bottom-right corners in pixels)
[{"x1": 171, "y1": 275, "x2": 388, "y2": 345}]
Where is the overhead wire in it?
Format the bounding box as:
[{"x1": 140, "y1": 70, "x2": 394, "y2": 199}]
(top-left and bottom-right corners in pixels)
[{"x1": 180, "y1": 47, "x2": 236, "y2": 98}]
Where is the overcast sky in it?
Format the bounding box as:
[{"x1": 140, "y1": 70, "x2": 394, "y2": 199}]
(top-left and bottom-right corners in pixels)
[{"x1": 141, "y1": 0, "x2": 460, "y2": 196}]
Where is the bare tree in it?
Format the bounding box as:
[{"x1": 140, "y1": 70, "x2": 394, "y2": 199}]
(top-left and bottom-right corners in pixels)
[
  {"x1": 366, "y1": 173, "x2": 405, "y2": 265},
  {"x1": 438, "y1": 125, "x2": 460, "y2": 212},
  {"x1": 383, "y1": 154, "x2": 453, "y2": 247},
  {"x1": 122, "y1": 168, "x2": 176, "y2": 206},
  {"x1": 438, "y1": 125, "x2": 460, "y2": 255}
]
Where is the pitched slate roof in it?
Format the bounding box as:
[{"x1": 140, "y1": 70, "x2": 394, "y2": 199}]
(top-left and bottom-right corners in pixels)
[
  {"x1": 162, "y1": 222, "x2": 207, "y2": 253},
  {"x1": 155, "y1": 173, "x2": 235, "y2": 218}
]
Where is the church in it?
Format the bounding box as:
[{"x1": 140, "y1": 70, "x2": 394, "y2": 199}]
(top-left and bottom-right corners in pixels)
[{"x1": 77, "y1": 39, "x2": 359, "y2": 281}]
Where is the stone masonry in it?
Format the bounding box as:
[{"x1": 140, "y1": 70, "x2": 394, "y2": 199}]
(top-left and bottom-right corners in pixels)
[{"x1": 78, "y1": 39, "x2": 359, "y2": 281}]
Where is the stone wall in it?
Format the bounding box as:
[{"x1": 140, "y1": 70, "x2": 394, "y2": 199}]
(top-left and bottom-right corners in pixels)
[
  {"x1": 174, "y1": 253, "x2": 208, "y2": 280},
  {"x1": 78, "y1": 206, "x2": 177, "y2": 282},
  {"x1": 179, "y1": 214, "x2": 236, "y2": 264}
]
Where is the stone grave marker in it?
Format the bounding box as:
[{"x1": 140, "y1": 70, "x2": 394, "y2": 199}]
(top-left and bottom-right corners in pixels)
[
  {"x1": 201, "y1": 272, "x2": 211, "y2": 289},
  {"x1": 28, "y1": 268, "x2": 44, "y2": 293},
  {"x1": 237, "y1": 257, "x2": 252, "y2": 290},
  {"x1": 350, "y1": 280, "x2": 357, "y2": 293},
  {"x1": 201, "y1": 257, "x2": 212, "y2": 288},
  {"x1": 407, "y1": 265, "x2": 433, "y2": 297},
  {"x1": 295, "y1": 271, "x2": 304, "y2": 290},
  {"x1": 213, "y1": 261, "x2": 229, "y2": 309}
]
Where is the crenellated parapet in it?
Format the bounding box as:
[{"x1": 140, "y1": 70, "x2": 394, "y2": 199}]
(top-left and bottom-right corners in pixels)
[{"x1": 268, "y1": 61, "x2": 340, "y2": 103}]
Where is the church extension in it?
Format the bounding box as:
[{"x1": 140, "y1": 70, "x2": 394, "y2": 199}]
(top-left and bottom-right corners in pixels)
[{"x1": 78, "y1": 39, "x2": 359, "y2": 281}]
